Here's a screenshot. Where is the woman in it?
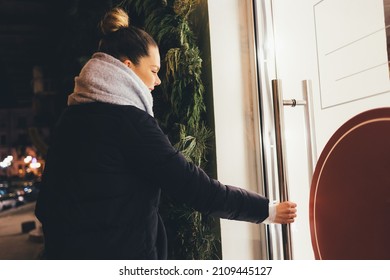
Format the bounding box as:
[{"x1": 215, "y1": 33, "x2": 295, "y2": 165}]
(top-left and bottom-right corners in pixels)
[{"x1": 35, "y1": 7, "x2": 297, "y2": 260}]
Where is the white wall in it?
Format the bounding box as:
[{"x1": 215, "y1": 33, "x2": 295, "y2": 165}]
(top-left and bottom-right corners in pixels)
[
  {"x1": 207, "y1": 0, "x2": 267, "y2": 259},
  {"x1": 269, "y1": 0, "x2": 390, "y2": 259}
]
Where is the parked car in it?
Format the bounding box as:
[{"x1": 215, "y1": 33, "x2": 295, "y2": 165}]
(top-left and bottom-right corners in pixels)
[
  {"x1": 8, "y1": 180, "x2": 40, "y2": 204},
  {"x1": 0, "y1": 186, "x2": 17, "y2": 211},
  {"x1": 0, "y1": 179, "x2": 41, "y2": 212},
  {"x1": 20, "y1": 181, "x2": 40, "y2": 202}
]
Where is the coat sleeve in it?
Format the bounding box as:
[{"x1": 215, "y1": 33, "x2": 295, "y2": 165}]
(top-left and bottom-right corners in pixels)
[{"x1": 124, "y1": 113, "x2": 269, "y2": 224}]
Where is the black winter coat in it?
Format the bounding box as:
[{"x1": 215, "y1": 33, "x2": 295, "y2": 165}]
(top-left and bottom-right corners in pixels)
[{"x1": 35, "y1": 102, "x2": 269, "y2": 259}]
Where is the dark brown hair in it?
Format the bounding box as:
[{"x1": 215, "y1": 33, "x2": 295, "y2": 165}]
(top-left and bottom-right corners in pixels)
[{"x1": 98, "y1": 7, "x2": 157, "y2": 65}]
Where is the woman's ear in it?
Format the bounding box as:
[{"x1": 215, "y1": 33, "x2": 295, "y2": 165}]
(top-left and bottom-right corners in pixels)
[{"x1": 123, "y1": 59, "x2": 134, "y2": 69}]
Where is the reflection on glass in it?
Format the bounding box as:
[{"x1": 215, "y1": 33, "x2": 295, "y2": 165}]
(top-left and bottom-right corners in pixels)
[{"x1": 384, "y1": 0, "x2": 390, "y2": 75}]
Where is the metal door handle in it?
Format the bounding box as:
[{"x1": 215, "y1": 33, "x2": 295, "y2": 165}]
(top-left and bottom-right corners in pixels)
[
  {"x1": 271, "y1": 79, "x2": 316, "y2": 260},
  {"x1": 302, "y1": 80, "x2": 317, "y2": 176},
  {"x1": 272, "y1": 79, "x2": 293, "y2": 260}
]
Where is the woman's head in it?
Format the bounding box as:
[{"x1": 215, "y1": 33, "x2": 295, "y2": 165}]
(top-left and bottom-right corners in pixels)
[{"x1": 98, "y1": 7, "x2": 161, "y2": 91}]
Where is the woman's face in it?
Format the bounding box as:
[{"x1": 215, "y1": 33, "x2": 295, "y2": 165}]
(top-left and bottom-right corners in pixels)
[{"x1": 126, "y1": 46, "x2": 161, "y2": 92}]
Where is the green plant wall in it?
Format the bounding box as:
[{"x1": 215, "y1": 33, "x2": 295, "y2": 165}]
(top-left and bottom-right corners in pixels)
[
  {"x1": 49, "y1": 0, "x2": 221, "y2": 260},
  {"x1": 119, "y1": 0, "x2": 221, "y2": 260}
]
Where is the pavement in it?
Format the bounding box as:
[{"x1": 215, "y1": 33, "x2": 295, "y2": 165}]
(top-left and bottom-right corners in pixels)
[{"x1": 0, "y1": 202, "x2": 44, "y2": 260}]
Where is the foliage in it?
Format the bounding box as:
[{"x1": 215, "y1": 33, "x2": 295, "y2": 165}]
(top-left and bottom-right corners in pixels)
[
  {"x1": 119, "y1": 0, "x2": 220, "y2": 259},
  {"x1": 175, "y1": 122, "x2": 212, "y2": 168},
  {"x1": 54, "y1": 0, "x2": 220, "y2": 260}
]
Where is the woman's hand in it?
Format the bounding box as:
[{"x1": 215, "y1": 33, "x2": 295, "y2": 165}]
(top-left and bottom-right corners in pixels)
[{"x1": 274, "y1": 201, "x2": 297, "y2": 224}]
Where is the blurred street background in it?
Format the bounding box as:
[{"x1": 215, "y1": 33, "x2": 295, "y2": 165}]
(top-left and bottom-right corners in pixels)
[
  {"x1": 0, "y1": 202, "x2": 43, "y2": 259},
  {"x1": 0, "y1": 0, "x2": 118, "y2": 258}
]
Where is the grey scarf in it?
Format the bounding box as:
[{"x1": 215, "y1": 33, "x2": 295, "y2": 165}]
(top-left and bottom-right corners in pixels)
[{"x1": 67, "y1": 52, "x2": 154, "y2": 116}]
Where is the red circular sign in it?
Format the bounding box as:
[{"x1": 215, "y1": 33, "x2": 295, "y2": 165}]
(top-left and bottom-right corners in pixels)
[{"x1": 310, "y1": 107, "x2": 390, "y2": 259}]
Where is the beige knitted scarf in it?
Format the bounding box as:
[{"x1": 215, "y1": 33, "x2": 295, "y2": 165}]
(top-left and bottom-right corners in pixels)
[{"x1": 67, "y1": 52, "x2": 154, "y2": 116}]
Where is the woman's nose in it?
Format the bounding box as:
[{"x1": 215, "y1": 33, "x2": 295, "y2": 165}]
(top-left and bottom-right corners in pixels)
[{"x1": 155, "y1": 75, "x2": 161, "y2": 86}]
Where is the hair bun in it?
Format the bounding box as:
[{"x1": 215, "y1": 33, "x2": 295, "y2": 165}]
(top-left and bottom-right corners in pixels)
[{"x1": 100, "y1": 7, "x2": 129, "y2": 35}]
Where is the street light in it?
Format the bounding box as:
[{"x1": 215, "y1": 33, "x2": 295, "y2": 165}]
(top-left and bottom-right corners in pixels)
[
  {"x1": 24, "y1": 156, "x2": 32, "y2": 164},
  {"x1": 0, "y1": 155, "x2": 13, "y2": 168},
  {"x1": 29, "y1": 158, "x2": 41, "y2": 169}
]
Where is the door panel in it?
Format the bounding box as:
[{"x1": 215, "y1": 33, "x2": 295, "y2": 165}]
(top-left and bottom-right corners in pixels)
[{"x1": 255, "y1": 0, "x2": 390, "y2": 259}]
